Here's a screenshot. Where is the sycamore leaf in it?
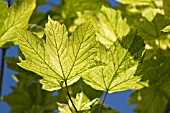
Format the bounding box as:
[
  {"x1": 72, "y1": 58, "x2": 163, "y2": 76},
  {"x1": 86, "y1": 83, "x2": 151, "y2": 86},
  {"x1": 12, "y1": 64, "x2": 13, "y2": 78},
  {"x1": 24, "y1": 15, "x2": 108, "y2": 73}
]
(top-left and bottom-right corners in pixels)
[
  {"x1": 69, "y1": 92, "x2": 97, "y2": 111},
  {"x1": 5, "y1": 57, "x2": 37, "y2": 83},
  {"x1": 3, "y1": 83, "x2": 57, "y2": 113},
  {"x1": 163, "y1": 0, "x2": 170, "y2": 17},
  {"x1": 29, "y1": 24, "x2": 44, "y2": 38},
  {"x1": 130, "y1": 83, "x2": 170, "y2": 113},
  {"x1": 0, "y1": 0, "x2": 36, "y2": 48},
  {"x1": 18, "y1": 18, "x2": 99, "y2": 91},
  {"x1": 162, "y1": 25, "x2": 170, "y2": 32},
  {"x1": 137, "y1": 8, "x2": 169, "y2": 40},
  {"x1": 70, "y1": 6, "x2": 130, "y2": 48},
  {"x1": 82, "y1": 32, "x2": 145, "y2": 93},
  {"x1": 116, "y1": 0, "x2": 152, "y2": 5},
  {"x1": 135, "y1": 49, "x2": 170, "y2": 85},
  {"x1": 93, "y1": 6, "x2": 130, "y2": 48},
  {"x1": 89, "y1": 99, "x2": 120, "y2": 113},
  {"x1": 129, "y1": 50, "x2": 170, "y2": 113},
  {"x1": 62, "y1": 0, "x2": 108, "y2": 19},
  {"x1": 0, "y1": 1, "x2": 8, "y2": 24},
  {"x1": 57, "y1": 103, "x2": 72, "y2": 113}
]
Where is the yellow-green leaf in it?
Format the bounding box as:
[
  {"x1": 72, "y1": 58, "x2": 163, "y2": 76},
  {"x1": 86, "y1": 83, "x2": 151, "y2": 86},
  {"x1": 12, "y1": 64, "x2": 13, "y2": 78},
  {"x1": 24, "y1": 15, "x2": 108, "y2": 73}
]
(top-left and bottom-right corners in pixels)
[
  {"x1": 0, "y1": 0, "x2": 36, "y2": 47},
  {"x1": 93, "y1": 6, "x2": 130, "y2": 48},
  {"x1": 18, "y1": 18, "x2": 99, "y2": 91},
  {"x1": 82, "y1": 32, "x2": 145, "y2": 93}
]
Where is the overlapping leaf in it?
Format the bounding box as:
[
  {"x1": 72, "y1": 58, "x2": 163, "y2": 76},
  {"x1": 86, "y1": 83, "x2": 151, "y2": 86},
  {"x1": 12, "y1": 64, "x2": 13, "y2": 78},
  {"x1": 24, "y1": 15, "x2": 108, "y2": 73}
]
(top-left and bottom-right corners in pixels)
[
  {"x1": 18, "y1": 18, "x2": 99, "y2": 91},
  {"x1": 129, "y1": 82, "x2": 170, "y2": 113},
  {"x1": 62, "y1": 0, "x2": 108, "y2": 19},
  {"x1": 93, "y1": 6, "x2": 130, "y2": 48},
  {"x1": 129, "y1": 50, "x2": 170, "y2": 113},
  {"x1": 58, "y1": 92, "x2": 97, "y2": 112},
  {"x1": 3, "y1": 83, "x2": 57, "y2": 113},
  {"x1": 137, "y1": 8, "x2": 169, "y2": 40},
  {"x1": 69, "y1": 92, "x2": 97, "y2": 111},
  {"x1": 70, "y1": 6, "x2": 130, "y2": 48},
  {"x1": 5, "y1": 57, "x2": 37, "y2": 83},
  {"x1": 0, "y1": 0, "x2": 36, "y2": 47},
  {"x1": 82, "y1": 32, "x2": 145, "y2": 93}
]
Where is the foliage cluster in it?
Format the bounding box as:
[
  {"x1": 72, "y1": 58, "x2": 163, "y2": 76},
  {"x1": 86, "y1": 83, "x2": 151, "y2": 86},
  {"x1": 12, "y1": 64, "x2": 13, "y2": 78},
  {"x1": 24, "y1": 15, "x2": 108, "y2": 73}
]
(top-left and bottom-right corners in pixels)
[{"x1": 0, "y1": 0, "x2": 170, "y2": 113}]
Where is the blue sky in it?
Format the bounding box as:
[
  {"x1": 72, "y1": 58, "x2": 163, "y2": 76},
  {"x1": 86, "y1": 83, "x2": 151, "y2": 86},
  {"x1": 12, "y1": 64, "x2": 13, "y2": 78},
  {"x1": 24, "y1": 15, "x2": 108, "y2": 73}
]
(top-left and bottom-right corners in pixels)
[{"x1": 0, "y1": 0, "x2": 136, "y2": 113}]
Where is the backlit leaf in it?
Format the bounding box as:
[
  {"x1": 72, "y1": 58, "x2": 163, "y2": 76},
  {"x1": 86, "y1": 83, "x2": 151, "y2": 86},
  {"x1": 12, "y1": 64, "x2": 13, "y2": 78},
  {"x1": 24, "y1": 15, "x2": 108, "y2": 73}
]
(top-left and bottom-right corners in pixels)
[
  {"x1": 18, "y1": 18, "x2": 99, "y2": 91},
  {"x1": 93, "y1": 6, "x2": 130, "y2": 48},
  {"x1": 69, "y1": 92, "x2": 97, "y2": 111},
  {"x1": 82, "y1": 32, "x2": 145, "y2": 93},
  {"x1": 117, "y1": 0, "x2": 152, "y2": 5},
  {"x1": 0, "y1": 0, "x2": 36, "y2": 47}
]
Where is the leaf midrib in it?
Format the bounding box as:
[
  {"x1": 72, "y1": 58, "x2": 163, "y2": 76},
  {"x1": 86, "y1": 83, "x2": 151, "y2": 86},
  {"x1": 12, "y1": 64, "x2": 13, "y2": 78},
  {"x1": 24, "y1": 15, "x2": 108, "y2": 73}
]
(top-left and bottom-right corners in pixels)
[
  {"x1": 107, "y1": 35, "x2": 136, "y2": 90},
  {"x1": 66, "y1": 23, "x2": 90, "y2": 80}
]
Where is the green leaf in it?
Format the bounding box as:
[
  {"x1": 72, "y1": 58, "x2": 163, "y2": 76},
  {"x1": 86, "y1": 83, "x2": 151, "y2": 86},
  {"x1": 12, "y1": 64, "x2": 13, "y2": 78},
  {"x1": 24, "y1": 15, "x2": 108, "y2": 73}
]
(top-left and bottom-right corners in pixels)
[
  {"x1": 89, "y1": 99, "x2": 120, "y2": 113},
  {"x1": 135, "y1": 50, "x2": 170, "y2": 85},
  {"x1": 57, "y1": 103, "x2": 72, "y2": 113},
  {"x1": 18, "y1": 18, "x2": 99, "y2": 91},
  {"x1": 69, "y1": 6, "x2": 130, "y2": 47},
  {"x1": 130, "y1": 50, "x2": 170, "y2": 113},
  {"x1": 29, "y1": 24, "x2": 44, "y2": 38},
  {"x1": 117, "y1": 0, "x2": 152, "y2": 5},
  {"x1": 137, "y1": 8, "x2": 169, "y2": 40},
  {"x1": 130, "y1": 84, "x2": 170, "y2": 113},
  {"x1": 162, "y1": 25, "x2": 170, "y2": 32},
  {"x1": 93, "y1": 6, "x2": 130, "y2": 48},
  {"x1": 5, "y1": 57, "x2": 38, "y2": 83},
  {"x1": 82, "y1": 32, "x2": 145, "y2": 93},
  {"x1": 0, "y1": 0, "x2": 36, "y2": 47},
  {"x1": 163, "y1": 0, "x2": 170, "y2": 16},
  {"x1": 62, "y1": 0, "x2": 108, "y2": 19},
  {"x1": 3, "y1": 83, "x2": 57, "y2": 113},
  {"x1": 69, "y1": 92, "x2": 97, "y2": 111}
]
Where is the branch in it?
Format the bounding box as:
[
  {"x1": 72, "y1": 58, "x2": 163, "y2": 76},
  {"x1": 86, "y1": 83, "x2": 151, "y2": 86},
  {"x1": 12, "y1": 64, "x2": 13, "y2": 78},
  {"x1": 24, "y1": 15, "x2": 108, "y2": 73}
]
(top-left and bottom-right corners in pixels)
[
  {"x1": 98, "y1": 91, "x2": 108, "y2": 113},
  {"x1": 64, "y1": 80, "x2": 78, "y2": 113},
  {"x1": 0, "y1": 48, "x2": 6, "y2": 98}
]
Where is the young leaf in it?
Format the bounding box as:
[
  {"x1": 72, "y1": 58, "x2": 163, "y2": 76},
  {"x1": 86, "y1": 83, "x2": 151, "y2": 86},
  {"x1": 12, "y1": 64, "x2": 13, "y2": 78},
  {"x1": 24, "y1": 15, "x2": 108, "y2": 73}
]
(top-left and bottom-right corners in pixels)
[
  {"x1": 82, "y1": 32, "x2": 145, "y2": 93},
  {"x1": 57, "y1": 103, "x2": 72, "y2": 113},
  {"x1": 18, "y1": 18, "x2": 99, "y2": 91},
  {"x1": 69, "y1": 92, "x2": 97, "y2": 111},
  {"x1": 162, "y1": 25, "x2": 170, "y2": 32},
  {"x1": 0, "y1": 0, "x2": 36, "y2": 47},
  {"x1": 93, "y1": 6, "x2": 130, "y2": 48}
]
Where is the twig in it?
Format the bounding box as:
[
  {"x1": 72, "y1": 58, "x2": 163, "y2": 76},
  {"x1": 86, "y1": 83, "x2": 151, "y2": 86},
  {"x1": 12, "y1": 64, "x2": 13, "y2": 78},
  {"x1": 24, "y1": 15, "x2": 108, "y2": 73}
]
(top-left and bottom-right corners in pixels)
[
  {"x1": 98, "y1": 91, "x2": 108, "y2": 113},
  {"x1": 0, "y1": 48, "x2": 7, "y2": 98},
  {"x1": 64, "y1": 80, "x2": 78, "y2": 113}
]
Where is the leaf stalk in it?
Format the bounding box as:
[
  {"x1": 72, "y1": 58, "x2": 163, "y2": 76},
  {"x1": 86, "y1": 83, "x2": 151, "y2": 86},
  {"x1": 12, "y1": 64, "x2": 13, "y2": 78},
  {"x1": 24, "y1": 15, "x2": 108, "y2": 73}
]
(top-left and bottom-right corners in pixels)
[
  {"x1": 64, "y1": 80, "x2": 78, "y2": 113},
  {"x1": 98, "y1": 91, "x2": 108, "y2": 113}
]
